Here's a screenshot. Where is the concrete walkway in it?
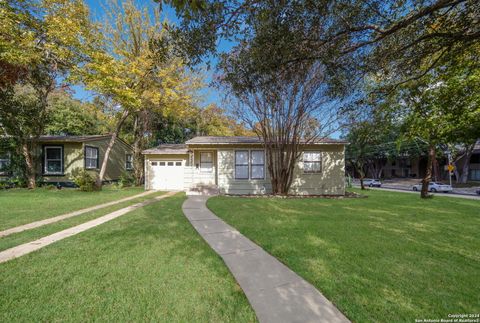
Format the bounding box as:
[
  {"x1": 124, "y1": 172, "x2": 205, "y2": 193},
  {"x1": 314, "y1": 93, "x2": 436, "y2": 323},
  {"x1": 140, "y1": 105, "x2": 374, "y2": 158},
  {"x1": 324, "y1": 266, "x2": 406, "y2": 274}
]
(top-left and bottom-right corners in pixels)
[
  {"x1": 0, "y1": 192, "x2": 176, "y2": 264},
  {"x1": 182, "y1": 196, "x2": 350, "y2": 323},
  {"x1": 0, "y1": 190, "x2": 158, "y2": 238}
]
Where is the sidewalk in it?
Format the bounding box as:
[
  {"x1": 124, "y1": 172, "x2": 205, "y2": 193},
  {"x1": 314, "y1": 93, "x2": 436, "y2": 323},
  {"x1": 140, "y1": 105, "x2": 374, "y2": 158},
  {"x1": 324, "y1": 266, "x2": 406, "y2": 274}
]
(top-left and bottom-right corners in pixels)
[
  {"x1": 182, "y1": 196, "x2": 350, "y2": 323},
  {"x1": 0, "y1": 192, "x2": 176, "y2": 264}
]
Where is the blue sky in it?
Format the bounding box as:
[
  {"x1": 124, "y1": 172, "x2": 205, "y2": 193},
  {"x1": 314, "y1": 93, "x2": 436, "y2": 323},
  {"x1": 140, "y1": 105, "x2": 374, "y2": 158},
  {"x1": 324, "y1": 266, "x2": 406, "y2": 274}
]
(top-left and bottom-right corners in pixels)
[{"x1": 72, "y1": 0, "x2": 229, "y2": 107}]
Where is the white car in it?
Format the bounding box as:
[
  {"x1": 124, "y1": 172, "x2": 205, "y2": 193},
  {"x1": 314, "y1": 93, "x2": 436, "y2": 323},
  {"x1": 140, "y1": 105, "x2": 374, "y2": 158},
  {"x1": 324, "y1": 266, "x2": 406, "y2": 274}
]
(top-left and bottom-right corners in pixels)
[
  {"x1": 363, "y1": 179, "x2": 382, "y2": 187},
  {"x1": 412, "y1": 182, "x2": 453, "y2": 193}
]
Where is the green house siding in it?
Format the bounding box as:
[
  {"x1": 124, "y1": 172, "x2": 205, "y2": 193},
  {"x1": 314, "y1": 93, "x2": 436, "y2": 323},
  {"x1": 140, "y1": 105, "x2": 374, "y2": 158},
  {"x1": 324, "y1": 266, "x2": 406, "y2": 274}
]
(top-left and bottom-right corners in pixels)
[
  {"x1": 38, "y1": 142, "x2": 84, "y2": 182},
  {"x1": 37, "y1": 138, "x2": 132, "y2": 183},
  {"x1": 83, "y1": 138, "x2": 132, "y2": 181}
]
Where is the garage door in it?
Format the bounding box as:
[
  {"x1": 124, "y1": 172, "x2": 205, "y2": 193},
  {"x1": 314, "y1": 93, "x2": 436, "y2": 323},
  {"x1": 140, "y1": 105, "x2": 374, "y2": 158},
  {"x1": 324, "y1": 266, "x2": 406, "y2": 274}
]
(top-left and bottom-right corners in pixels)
[{"x1": 150, "y1": 160, "x2": 184, "y2": 190}]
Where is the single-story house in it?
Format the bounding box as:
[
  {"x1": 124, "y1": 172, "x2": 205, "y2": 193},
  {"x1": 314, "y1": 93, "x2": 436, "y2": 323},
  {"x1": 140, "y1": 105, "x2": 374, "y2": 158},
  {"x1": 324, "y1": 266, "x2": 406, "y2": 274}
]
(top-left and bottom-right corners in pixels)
[
  {"x1": 142, "y1": 136, "x2": 347, "y2": 195},
  {"x1": 0, "y1": 135, "x2": 133, "y2": 185}
]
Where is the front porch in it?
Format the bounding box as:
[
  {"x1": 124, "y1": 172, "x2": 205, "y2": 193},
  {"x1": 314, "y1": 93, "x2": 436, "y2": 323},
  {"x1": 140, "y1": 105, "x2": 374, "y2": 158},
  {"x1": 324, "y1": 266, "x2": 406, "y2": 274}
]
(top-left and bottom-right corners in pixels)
[{"x1": 184, "y1": 149, "x2": 219, "y2": 195}]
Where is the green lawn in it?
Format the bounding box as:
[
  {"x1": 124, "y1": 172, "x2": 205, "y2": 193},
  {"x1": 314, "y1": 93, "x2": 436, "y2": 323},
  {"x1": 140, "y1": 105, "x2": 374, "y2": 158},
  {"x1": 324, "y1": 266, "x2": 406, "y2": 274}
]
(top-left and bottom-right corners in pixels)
[
  {"x1": 0, "y1": 194, "x2": 256, "y2": 322},
  {"x1": 0, "y1": 186, "x2": 144, "y2": 231},
  {"x1": 0, "y1": 190, "x2": 166, "y2": 252},
  {"x1": 208, "y1": 189, "x2": 480, "y2": 322}
]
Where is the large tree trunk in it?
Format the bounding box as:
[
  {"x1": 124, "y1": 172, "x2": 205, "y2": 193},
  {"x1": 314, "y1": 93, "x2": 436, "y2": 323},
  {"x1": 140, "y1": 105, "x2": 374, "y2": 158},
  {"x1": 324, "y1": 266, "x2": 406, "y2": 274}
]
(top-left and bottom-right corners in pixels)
[
  {"x1": 132, "y1": 114, "x2": 144, "y2": 186},
  {"x1": 21, "y1": 141, "x2": 36, "y2": 189},
  {"x1": 421, "y1": 145, "x2": 435, "y2": 198},
  {"x1": 95, "y1": 109, "x2": 130, "y2": 189},
  {"x1": 459, "y1": 146, "x2": 473, "y2": 184},
  {"x1": 353, "y1": 160, "x2": 366, "y2": 190}
]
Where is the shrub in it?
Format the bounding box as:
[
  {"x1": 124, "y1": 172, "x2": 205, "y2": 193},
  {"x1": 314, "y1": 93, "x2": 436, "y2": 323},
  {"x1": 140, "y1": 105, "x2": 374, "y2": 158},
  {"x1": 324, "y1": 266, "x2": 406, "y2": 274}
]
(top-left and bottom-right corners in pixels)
[
  {"x1": 118, "y1": 171, "x2": 135, "y2": 188},
  {"x1": 72, "y1": 170, "x2": 96, "y2": 192}
]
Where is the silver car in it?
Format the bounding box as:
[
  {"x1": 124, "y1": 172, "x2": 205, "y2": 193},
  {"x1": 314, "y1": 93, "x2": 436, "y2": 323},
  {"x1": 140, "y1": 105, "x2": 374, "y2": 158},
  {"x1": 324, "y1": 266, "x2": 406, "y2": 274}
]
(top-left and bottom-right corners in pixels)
[
  {"x1": 412, "y1": 182, "x2": 453, "y2": 193},
  {"x1": 363, "y1": 179, "x2": 382, "y2": 187}
]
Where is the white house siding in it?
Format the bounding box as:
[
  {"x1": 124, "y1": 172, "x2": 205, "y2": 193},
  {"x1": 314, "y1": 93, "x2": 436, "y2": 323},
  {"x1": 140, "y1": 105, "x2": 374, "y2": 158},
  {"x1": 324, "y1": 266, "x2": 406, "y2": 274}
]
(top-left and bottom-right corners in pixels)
[
  {"x1": 289, "y1": 145, "x2": 345, "y2": 195},
  {"x1": 145, "y1": 143, "x2": 346, "y2": 195},
  {"x1": 217, "y1": 145, "x2": 345, "y2": 195}
]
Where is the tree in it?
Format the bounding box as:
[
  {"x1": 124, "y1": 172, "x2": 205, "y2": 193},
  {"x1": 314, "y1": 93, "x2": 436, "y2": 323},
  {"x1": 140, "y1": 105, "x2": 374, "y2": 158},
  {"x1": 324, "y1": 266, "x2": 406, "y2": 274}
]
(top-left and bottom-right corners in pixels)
[
  {"x1": 196, "y1": 104, "x2": 254, "y2": 136},
  {"x1": 221, "y1": 54, "x2": 342, "y2": 194},
  {"x1": 79, "y1": 0, "x2": 201, "y2": 187},
  {"x1": 161, "y1": 0, "x2": 479, "y2": 87},
  {"x1": 385, "y1": 67, "x2": 479, "y2": 197},
  {"x1": 45, "y1": 89, "x2": 109, "y2": 135},
  {"x1": 0, "y1": 0, "x2": 95, "y2": 188}
]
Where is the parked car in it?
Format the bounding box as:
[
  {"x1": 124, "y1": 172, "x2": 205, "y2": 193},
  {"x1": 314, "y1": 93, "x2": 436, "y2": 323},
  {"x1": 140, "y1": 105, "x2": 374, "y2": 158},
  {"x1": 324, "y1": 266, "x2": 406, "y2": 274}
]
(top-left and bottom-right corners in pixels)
[
  {"x1": 412, "y1": 182, "x2": 453, "y2": 193},
  {"x1": 476, "y1": 189, "x2": 480, "y2": 195},
  {"x1": 363, "y1": 179, "x2": 382, "y2": 187}
]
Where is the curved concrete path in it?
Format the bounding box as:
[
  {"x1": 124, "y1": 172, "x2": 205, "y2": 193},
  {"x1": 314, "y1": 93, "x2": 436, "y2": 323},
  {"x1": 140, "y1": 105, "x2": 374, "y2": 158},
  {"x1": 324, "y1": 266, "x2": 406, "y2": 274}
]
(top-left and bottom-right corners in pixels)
[
  {"x1": 182, "y1": 196, "x2": 350, "y2": 323},
  {"x1": 0, "y1": 192, "x2": 176, "y2": 264},
  {"x1": 0, "y1": 190, "x2": 158, "y2": 238}
]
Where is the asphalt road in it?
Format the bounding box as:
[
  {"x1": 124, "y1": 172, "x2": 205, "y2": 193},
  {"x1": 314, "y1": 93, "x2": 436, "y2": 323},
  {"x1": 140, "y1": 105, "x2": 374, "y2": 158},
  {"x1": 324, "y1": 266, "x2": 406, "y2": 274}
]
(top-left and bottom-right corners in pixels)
[{"x1": 353, "y1": 184, "x2": 480, "y2": 200}]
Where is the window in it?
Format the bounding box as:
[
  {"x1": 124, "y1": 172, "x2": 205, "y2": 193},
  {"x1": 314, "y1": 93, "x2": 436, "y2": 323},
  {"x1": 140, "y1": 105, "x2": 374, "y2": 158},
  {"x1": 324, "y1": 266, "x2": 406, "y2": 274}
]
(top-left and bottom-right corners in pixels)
[
  {"x1": 175, "y1": 161, "x2": 182, "y2": 166},
  {"x1": 44, "y1": 146, "x2": 63, "y2": 174},
  {"x1": 0, "y1": 152, "x2": 10, "y2": 174},
  {"x1": 125, "y1": 154, "x2": 133, "y2": 170},
  {"x1": 85, "y1": 146, "x2": 99, "y2": 169},
  {"x1": 200, "y1": 152, "x2": 213, "y2": 173},
  {"x1": 471, "y1": 154, "x2": 480, "y2": 164},
  {"x1": 235, "y1": 151, "x2": 249, "y2": 179},
  {"x1": 303, "y1": 151, "x2": 321, "y2": 173},
  {"x1": 168, "y1": 161, "x2": 174, "y2": 166},
  {"x1": 151, "y1": 161, "x2": 158, "y2": 166},
  {"x1": 159, "y1": 162, "x2": 165, "y2": 166},
  {"x1": 470, "y1": 169, "x2": 480, "y2": 181},
  {"x1": 251, "y1": 150, "x2": 265, "y2": 179}
]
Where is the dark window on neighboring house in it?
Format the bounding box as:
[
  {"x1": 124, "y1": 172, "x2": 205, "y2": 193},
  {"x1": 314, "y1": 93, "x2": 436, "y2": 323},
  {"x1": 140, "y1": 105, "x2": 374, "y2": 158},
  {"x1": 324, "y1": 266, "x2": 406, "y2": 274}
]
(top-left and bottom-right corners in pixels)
[
  {"x1": 85, "y1": 146, "x2": 99, "y2": 169},
  {"x1": 126, "y1": 154, "x2": 133, "y2": 170},
  {"x1": 303, "y1": 151, "x2": 322, "y2": 173},
  {"x1": 469, "y1": 169, "x2": 480, "y2": 181},
  {"x1": 44, "y1": 146, "x2": 63, "y2": 174},
  {"x1": 0, "y1": 152, "x2": 10, "y2": 174},
  {"x1": 250, "y1": 150, "x2": 265, "y2": 179},
  {"x1": 235, "y1": 151, "x2": 249, "y2": 179},
  {"x1": 470, "y1": 153, "x2": 480, "y2": 164}
]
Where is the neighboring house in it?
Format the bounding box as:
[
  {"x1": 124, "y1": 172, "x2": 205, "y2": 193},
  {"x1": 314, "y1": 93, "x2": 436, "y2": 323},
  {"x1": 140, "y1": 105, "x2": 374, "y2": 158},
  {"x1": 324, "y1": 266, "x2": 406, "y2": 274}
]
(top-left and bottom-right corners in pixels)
[
  {"x1": 142, "y1": 136, "x2": 347, "y2": 195},
  {"x1": 0, "y1": 135, "x2": 133, "y2": 185},
  {"x1": 456, "y1": 140, "x2": 480, "y2": 181}
]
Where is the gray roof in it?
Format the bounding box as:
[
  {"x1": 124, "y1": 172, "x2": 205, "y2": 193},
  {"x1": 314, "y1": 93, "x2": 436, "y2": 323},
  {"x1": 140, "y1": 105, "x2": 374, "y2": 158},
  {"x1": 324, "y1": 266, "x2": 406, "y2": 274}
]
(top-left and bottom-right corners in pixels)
[
  {"x1": 38, "y1": 135, "x2": 113, "y2": 142},
  {"x1": 142, "y1": 144, "x2": 189, "y2": 155},
  {"x1": 185, "y1": 136, "x2": 348, "y2": 145}
]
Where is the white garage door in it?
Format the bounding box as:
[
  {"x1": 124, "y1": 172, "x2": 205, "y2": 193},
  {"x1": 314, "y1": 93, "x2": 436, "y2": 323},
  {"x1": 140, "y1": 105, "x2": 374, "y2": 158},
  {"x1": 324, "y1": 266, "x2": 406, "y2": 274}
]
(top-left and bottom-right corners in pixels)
[{"x1": 150, "y1": 160, "x2": 184, "y2": 190}]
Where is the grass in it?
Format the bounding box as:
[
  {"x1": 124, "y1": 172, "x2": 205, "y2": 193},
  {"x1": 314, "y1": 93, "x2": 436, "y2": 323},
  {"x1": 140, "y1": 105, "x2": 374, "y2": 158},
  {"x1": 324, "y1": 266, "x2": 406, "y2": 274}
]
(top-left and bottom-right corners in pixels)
[
  {"x1": 0, "y1": 190, "x2": 166, "y2": 252},
  {"x1": 0, "y1": 185, "x2": 144, "y2": 231},
  {"x1": 207, "y1": 189, "x2": 480, "y2": 322},
  {"x1": 0, "y1": 193, "x2": 256, "y2": 322}
]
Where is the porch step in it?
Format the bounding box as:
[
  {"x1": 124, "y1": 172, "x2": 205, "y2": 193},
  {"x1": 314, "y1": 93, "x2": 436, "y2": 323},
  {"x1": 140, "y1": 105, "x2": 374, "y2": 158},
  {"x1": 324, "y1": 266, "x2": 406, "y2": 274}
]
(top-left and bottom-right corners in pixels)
[{"x1": 187, "y1": 185, "x2": 220, "y2": 196}]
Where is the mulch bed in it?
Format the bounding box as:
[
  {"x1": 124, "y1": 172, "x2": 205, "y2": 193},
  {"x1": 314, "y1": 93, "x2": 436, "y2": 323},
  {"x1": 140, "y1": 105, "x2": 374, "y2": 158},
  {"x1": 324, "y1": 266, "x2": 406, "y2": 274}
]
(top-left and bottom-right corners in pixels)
[{"x1": 224, "y1": 191, "x2": 367, "y2": 199}]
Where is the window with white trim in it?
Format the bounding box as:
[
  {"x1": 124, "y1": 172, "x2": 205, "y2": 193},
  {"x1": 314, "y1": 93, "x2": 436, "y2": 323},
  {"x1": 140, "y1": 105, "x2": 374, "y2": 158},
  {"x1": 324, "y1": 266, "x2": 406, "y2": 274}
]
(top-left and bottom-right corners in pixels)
[
  {"x1": 85, "y1": 146, "x2": 99, "y2": 169},
  {"x1": 0, "y1": 152, "x2": 10, "y2": 174},
  {"x1": 44, "y1": 146, "x2": 63, "y2": 174},
  {"x1": 125, "y1": 154, "x2": 133, "y2": 170},
  {"x1": 303, "y1": 151, "x2": 322, "y2": 173},
  {"x1": 235, "y1": 150, "x2": 249, "y2": 179},
  {"x1": 250, "y1": 150, "x2": 265, "y2": 179},
  {"x1": 200, "y1": 152, "x2": 213, "y2": 173}
]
